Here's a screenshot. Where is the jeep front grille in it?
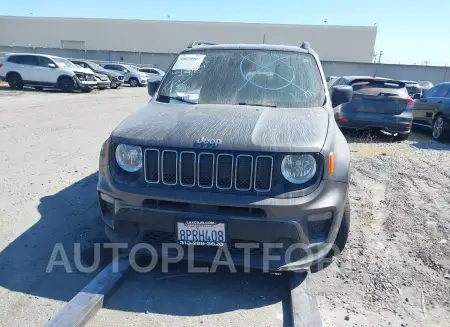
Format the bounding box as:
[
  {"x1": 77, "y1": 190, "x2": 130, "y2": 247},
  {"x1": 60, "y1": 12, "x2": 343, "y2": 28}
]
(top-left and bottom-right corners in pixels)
[{"x1": 144, "y1": 149, "x2": 274, "y2": 193}]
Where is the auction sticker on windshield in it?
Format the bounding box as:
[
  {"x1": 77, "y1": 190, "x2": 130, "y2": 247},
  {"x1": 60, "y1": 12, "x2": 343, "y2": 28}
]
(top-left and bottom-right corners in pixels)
[
  {"x1": 172, "y1": 54, "x2": 206, "y2": 71},
  {"x1": 177, "y1": 221, "x2": 226, "y2": 246}
]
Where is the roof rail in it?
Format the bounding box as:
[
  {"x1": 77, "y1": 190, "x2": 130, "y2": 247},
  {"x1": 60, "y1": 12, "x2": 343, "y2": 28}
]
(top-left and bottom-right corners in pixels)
[
  {"x1": 186, "y1": 40, "x2": 217, "y2": 48},
  {"x1": 300, "y1": 41, "x2": 310, "y2": 50}
]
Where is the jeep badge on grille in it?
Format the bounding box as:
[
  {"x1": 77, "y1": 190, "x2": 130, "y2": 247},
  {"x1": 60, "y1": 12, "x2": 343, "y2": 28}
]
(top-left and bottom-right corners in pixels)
[{"x1": 194, "y1": 136, "x2": 223, "y2": 147}]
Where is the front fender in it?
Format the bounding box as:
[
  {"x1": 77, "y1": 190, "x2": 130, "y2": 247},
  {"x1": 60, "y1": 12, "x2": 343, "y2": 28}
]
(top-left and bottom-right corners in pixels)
[{"x1": 320, "y1": 115, "x2": 350, "y2": 183}]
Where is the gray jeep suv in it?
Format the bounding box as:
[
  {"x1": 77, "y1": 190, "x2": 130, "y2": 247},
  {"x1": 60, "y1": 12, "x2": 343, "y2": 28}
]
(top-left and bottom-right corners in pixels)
[{"x1": 97, "y1": 41, "x2": 353, "y2": 272}]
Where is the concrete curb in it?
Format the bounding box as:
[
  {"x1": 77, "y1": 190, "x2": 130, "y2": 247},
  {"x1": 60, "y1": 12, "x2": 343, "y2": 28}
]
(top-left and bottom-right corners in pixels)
[
  {"x1": 288, "y1": 272, "x2": 323, "y2": 327},
  {"x1": 44, "y1": 256, "x2": 130, "y2": 327}
]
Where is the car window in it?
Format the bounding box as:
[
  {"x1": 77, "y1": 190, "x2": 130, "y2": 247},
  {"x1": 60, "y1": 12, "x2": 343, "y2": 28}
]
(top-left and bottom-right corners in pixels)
[
  {"x1": 148, "y1": 69, "x2": 159, "y2": 74},
  {"x1": 6, "y1": 55, "x2": 20, "y2": 64},
  {"x1": 73, "y1": 61, "x2": 87, "y2": 68},
  {"x1": 157, "y1": 49, "x2": 325, "y2": 108},
  {"x1": 38, "y1": 56, "x2": 55, "y2": 67},
  {"x1": 103, "y1": 64, "x2": 115, "y2": 70},
  {"x1": 434, "y1": 84, "x2": 449, "y2": 97},
  {"x1": 17, "y1": 55, "x2": 39, "y2": 66},
  {"x1": 351, "y1": 80, "x2": 408, "y2": 97},
  {"x1": 328, "y1": 78, "x2": 341, "y2": 88},
  {"x1": 423, "y1": 85, "x2": 442, "y2": 98}
]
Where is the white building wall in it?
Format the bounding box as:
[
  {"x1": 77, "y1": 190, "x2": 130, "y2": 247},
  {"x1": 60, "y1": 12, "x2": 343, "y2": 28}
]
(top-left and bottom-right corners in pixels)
[{"x1": 0, "y1": 16, "x2": 377, "y2": 63}]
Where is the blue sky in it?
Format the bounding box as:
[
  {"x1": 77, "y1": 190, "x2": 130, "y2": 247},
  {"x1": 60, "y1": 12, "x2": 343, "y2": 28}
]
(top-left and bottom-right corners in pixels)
[{"x1": 2, "y1": 0, "x2": 449, "y2": 65}]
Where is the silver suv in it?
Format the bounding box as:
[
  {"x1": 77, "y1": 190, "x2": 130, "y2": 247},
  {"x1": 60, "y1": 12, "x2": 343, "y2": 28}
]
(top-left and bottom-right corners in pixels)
[{"x1": 101, "y1": 63, "x2": 148, "y2": 87}]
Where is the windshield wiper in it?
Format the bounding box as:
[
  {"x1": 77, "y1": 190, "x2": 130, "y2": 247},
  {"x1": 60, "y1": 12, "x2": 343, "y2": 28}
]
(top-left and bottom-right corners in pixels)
[
  {"x1": 237, "y1": 102, "x2": 277, "y2": 107},
  {"x1": 157, "y1": 94, "x2": 197, "y2": 104}
]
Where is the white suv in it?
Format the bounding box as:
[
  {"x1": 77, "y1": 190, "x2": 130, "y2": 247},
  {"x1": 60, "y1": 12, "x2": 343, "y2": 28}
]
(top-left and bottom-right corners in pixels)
[{"x1": 0, "y1": 53, "x2": 98, "y2": 92}]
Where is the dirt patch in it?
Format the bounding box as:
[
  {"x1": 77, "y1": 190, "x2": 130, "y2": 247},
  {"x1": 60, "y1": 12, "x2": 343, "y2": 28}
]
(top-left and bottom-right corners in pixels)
[{"x1": 312, "y1": 134, "x2": 450, "y2": 327}]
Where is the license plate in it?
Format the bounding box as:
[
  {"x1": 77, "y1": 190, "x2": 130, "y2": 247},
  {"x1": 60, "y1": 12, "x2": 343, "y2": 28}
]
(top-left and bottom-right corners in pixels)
[{"x1": 177, "y1": 221, "x2": 226, "y2": 246}]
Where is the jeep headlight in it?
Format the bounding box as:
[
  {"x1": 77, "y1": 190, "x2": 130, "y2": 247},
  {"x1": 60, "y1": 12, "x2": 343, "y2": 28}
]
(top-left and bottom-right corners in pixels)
[
  {"x1": 281, "y1": 154, "x2": 317, "y2": 184},
  {"x1": 115, "y1": 144, "x2": 142, "y2": 172}
]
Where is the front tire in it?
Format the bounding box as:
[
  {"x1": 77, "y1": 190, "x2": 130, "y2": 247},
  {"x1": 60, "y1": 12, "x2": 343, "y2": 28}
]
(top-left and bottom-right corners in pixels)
[
  {"x1": 432, "y1": 115, "x2": 449, "y2": 142},
  {"x1": 110, "y1": 84, "x2": 119, "y2": 89},
  {"x1": 129, "y1": 78, "x2": 139, "y2": 87},
  {"x1": 58, "y1": 77, "x2": 74, "y2": 93},
  {"x1": 7, "y1": 73, "x2": 24, "y2": 90}
]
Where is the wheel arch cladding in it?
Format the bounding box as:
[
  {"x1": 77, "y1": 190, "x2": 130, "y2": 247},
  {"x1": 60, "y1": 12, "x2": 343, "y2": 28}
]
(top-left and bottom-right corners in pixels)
[
  {"x1": 6, "y1": 71, "x2": 20, "y2": 79},
  {"x1": 320, "y1": 118, "x2": 350, "y2": 183}
]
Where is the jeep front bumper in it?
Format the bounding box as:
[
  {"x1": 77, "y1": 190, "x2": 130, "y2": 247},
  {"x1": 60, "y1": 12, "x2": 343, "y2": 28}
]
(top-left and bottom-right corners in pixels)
[{"x1": 97, "y1": 165, "x2": 348, "y2": 272}]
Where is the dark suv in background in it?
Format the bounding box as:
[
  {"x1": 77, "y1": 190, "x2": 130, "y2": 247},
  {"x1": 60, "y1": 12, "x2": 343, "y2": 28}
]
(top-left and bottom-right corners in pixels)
[
  {"x1": 413, "y1": 82, "x2": 450, "y2": 141},
  {"x1": 328, "y1": 76, "x2": 413, "y2": 141}
]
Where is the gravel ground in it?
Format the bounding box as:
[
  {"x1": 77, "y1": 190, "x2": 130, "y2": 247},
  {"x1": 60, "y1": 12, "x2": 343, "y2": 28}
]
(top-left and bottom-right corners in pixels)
[
  {"x1": 0, "y1": 86, "x2": 449, "y2": 326},
  {"x1": 312, "y1": 131, "x2": 450, "y2": 327}
]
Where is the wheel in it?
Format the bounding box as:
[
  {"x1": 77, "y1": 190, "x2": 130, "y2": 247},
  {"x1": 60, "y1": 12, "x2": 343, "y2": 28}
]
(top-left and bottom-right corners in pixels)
[
  {"x1": 98, "y1": 87, "x2": 106, "y2": 90},
  {"x1": 129, "y1": 78, "x2": 139, "y2": 87},
  {"x1": 327, "y1": 198, "x2": 350, "y2": 258},
  {"x1": 110, "y1": 84, "x2": 119, "y2": 89},
  {"x1": 34, "y1": 86, "x2": 43, "y2": 91},
  {"x1": 82, "y1": 88, "x2": 93, "y2": 93},
  {"x1": 7, "y1": 73, "x2": 24, "y2": 90},
  {"x1": 58, "y1": 76, "x2": 74, "y2": 93},
  {"x1": 394, "y1": 133, "x2": 410, "y2": 141},
  {"x1": 432, "y1": 115, "x2": 449, "y2": 141}
]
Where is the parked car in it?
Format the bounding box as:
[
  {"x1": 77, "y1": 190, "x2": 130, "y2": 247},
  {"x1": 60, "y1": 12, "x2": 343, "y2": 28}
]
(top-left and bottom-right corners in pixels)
[
  {"x1": 100, "y1": 63, "x2": 148, "y2": 87},
  {"x1": 326, "y1": 75, "x2": 338, "y2": 82},
  {"x1": 413, "y1": 82, "x2": 450, "y2": 141},
  {"x1": 327, "y1": 76, "x2": 339, "y2": 88},
  {"x1": 418, "y1": 80, "x2": 433, "y2": 92},
  {"x1": 97, "y1": 41, "x2": 354, "y2": 272},
  {"x1": 402, "y1": 80, "x2": 422, "y2": 97},
  {"x1": 328, "y1": 76, "x2": 413, "y2": 141},
  {"x1": 93, "y1": 73, "x2": 111, "y2": 90},
  {"x1": 139, "y1": 67, "x2": 166, "y2": 82},
  {"x1": 0, "y1": 53, "x2": 97, "y2": 92},
  {"x1": 71, "y1": 60, "x2": 124, "y2": 89}
]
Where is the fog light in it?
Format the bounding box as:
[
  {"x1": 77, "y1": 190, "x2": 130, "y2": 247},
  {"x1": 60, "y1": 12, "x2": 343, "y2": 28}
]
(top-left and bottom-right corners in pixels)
[
  {"x1": 98, "y1": 193, "x2": 115, "y2": 228},
  {"x1": 307, "y1": 211, "x2": 333, "y2": 243}
]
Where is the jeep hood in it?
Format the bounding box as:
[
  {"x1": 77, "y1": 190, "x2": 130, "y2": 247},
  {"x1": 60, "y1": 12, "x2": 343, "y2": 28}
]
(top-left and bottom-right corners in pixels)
[{"x1": 111, "y1": 103, "x2": 330, "y2": 152}]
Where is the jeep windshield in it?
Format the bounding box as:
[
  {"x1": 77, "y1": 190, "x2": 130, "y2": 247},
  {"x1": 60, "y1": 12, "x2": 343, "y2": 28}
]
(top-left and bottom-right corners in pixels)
[{"x1": 156, "y1": 49, "x2": 325, "y2": 108}]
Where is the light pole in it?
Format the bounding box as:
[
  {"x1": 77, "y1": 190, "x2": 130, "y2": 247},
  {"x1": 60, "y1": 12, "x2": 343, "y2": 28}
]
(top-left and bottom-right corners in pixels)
[{"x1": 378, "y1": 51, "x2": 383, "y2": 64}]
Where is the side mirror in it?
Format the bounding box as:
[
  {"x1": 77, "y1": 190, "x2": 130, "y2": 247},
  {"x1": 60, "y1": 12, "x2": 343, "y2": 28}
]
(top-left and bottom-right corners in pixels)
[
  {"x1": 413, "y1": 93, "x2": 421, "y2": 100},
  {"x1": 331, "y1": 85, "x2": 353, "y2": 107},
  {"x1": 48, "y1": 63, "x2": 56, "y2": 68},
  {"x1": 147, "y1": 78, "x2": 162, "y2": 97}
]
